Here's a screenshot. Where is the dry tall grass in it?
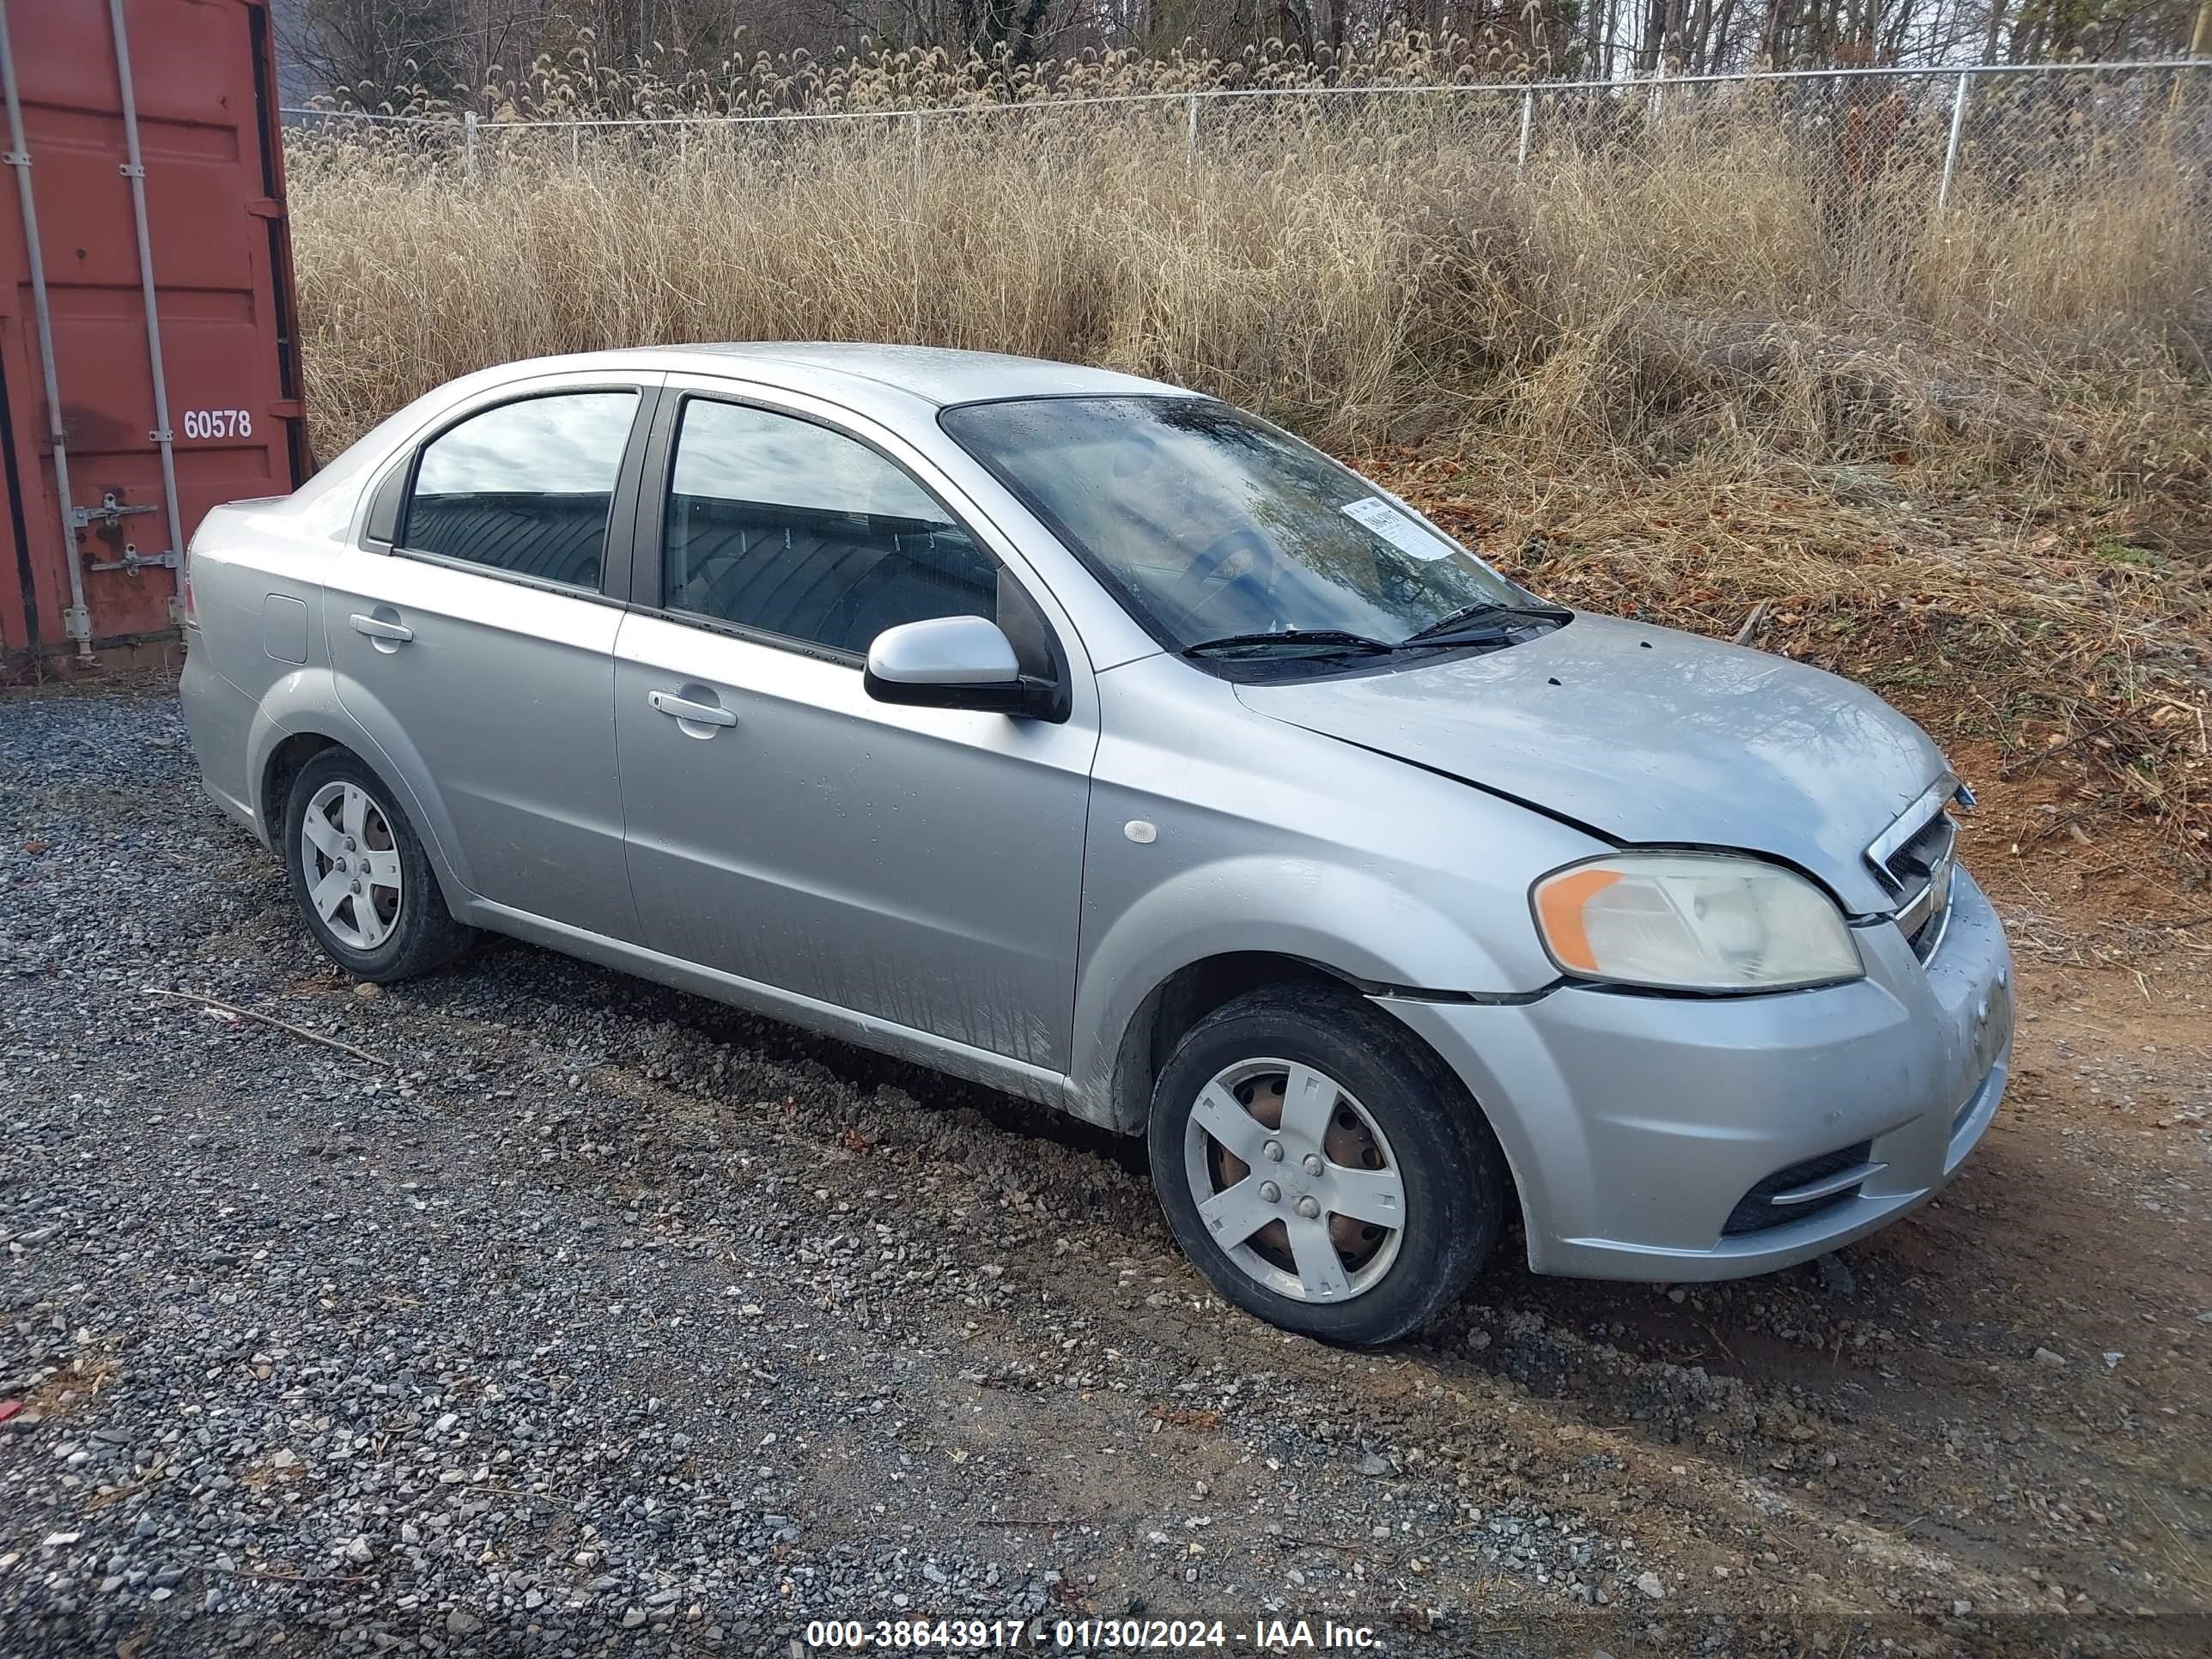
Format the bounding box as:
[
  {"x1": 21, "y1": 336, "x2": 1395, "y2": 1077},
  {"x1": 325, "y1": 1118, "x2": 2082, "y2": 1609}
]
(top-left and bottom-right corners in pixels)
[
  {"x1": 293, "y1": 86, "x2": 2212, "y2": 464},
  {"x1": 287, "y1": 79, "x2": 2212, "y2": 852}
]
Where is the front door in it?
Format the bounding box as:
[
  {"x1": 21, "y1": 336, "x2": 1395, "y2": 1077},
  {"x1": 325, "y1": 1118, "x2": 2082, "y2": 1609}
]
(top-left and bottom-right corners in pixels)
[
  {"x1": 611, "y1": 389, "x2": 1096, "y2": 1073},
  {"x1": 327, "y1": 383, "x2": 650, "y2": 941}
]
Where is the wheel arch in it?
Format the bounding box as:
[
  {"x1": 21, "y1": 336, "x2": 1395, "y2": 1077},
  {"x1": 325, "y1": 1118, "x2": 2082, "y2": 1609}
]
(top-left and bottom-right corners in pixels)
[
  {"x1": 252, "y1": 713, "x2": 472, "y2": 917},
  {"x1": 1105, "y1": 951, "x2": 1363, "y2": 1133},
  {"x1": 259, "y1": 730, "x2": 337, "y2": 833},
  {"x1": 1071, "y1": 854, "x2": 1536, "y2": 1132},
  {"x1": 1100, "y1": 952, "x2": 1524, "y2": 1237}
]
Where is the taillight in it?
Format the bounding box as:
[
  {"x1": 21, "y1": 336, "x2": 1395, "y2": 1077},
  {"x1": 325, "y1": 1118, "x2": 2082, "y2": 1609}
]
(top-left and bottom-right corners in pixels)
[{"x1": 179, "y1": 540, "x2": 197, "y2": 625}]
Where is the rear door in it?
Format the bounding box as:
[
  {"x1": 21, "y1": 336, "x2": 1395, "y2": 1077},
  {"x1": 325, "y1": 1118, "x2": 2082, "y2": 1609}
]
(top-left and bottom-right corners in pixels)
[
  {"x1": 611, "y1": 380, "x2": 1098, "y2": 1072},
  {"x1": 325, "y1": 373, "x2": 659, "y2": 941}
]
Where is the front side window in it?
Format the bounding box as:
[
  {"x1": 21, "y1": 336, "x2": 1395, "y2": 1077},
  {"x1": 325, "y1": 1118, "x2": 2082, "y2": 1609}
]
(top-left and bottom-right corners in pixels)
[
  {"x1": 939, "y1": 397, "x2": 1555, "y2": 664},
  {"x1": 660, "y1": 399, "x2": 996, "y2": 657},
  {"x1": 404, "y1": 392, "x2": 638, "y2": 590}
]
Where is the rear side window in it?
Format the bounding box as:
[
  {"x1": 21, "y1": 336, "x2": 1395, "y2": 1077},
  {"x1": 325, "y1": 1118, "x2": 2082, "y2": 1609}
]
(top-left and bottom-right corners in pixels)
[
  {"x1": 403, "y1": 392, "x2": 638, "y2": 590},
  {"x1": 660, "y1": 398, "x2": 995, "y2": 656}
]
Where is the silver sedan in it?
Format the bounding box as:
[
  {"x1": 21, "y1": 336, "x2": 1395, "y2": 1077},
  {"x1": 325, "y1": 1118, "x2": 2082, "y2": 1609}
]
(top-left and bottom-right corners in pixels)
[{"x1": 179, "y1": 345, "x2": 2014, "y2": 1345}]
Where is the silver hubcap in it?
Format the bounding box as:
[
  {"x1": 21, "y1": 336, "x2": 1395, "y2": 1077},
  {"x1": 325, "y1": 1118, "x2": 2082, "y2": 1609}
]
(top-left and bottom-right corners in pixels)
[
  {"x1": 301, "y1": 781, "x2": 402, "y2": 951},
  {"x1": 1182, "y1": 1058, "x2": 1406, "y2": 1304}
]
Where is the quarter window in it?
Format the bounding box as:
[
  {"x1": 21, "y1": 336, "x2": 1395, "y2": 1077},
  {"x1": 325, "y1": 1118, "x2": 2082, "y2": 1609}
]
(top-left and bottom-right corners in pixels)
[
  {"x1": 661, "y1": 399, "x2": 996, "y2": 656},
  {"x1": 404, "y1": 392, "x2": 638, "y2": 590}
]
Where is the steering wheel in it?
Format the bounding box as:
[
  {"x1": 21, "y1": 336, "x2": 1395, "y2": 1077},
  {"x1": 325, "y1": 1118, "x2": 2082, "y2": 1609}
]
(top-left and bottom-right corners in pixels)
[{"x1": 1182, "y1": 527, "x2": 1276, "y2": 634}]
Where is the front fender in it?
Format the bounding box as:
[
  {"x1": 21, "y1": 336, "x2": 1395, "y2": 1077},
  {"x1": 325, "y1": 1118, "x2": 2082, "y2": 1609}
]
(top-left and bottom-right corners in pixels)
[
  {"x1": 1068, "y1": 853, "x2": 1539, "y2": 1126},
  {"x1": 249, "y1": 665, "x2": 477, "y2": 907}
]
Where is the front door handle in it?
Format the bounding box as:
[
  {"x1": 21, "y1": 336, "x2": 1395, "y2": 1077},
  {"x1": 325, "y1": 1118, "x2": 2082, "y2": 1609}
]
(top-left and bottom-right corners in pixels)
[
  {"x1": 349, "y1": 612, "x2": 414, "y2": 644},
  {"x1": 648, "y1": 689, "x2": 738, "y2": 728}
]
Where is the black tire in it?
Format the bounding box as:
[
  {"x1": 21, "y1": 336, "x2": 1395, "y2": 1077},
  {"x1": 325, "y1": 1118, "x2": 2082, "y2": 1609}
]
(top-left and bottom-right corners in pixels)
[
  {"x1": 282, "y1": 747, "x2": 473, "y2": 983},
  {"x1": 1146, "y1": 983, "x2": 1506, "y2": 1346}
]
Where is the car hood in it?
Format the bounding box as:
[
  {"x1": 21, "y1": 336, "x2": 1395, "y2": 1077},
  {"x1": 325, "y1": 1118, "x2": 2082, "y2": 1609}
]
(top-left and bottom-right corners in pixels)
[{"x1": 1233, "y1": 613, "x2": 1948, "y2": 915}]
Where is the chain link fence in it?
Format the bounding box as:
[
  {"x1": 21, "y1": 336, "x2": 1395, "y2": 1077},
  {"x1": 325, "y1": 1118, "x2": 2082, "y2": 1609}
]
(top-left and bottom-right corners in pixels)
[
  {"x1": 283, "y1": 58, "x2": 2209, "y2": 346},
  {"x1": 287, "y1": 59, "x2": 2211, "y2": 199}
]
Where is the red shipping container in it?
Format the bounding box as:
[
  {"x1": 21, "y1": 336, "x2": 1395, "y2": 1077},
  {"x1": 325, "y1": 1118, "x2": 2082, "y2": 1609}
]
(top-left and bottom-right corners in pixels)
[{"x1": 0, "y1": 0, "x2": 307, "y2": 676}]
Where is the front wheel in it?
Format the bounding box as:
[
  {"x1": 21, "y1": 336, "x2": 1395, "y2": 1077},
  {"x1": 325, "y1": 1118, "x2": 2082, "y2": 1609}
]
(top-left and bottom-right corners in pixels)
[{"x1": 1146, "y1": 985, "x2": 1506, "y2": 1346}]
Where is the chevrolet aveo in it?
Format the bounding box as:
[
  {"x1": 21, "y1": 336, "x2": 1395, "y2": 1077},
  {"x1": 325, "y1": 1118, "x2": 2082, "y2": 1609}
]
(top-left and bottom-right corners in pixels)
[{"x1": 179, "y1": 345, "x2": 2014, "y2": 1345}]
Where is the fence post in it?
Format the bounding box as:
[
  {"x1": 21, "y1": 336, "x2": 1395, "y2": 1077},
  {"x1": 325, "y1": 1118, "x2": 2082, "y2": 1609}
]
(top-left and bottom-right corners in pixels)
[
  {"x1": 1186, "y1": 92, "x2": 1198, "y2": 176},
  {"x1": 1515, "y1": 87, "x2": 1533, "y2": 181},
  {"x1": 570, "y1": 124, "x2": 580, "y2": 167},
  {"x1": 910, "y1": 111, "x2": 923, "y2": 193},
  {"x1": 1937, "y1": 69, "x2": 1970, "y2": 216},
  {"x1": 462, "y1": 108, "x2": 477, "y2": 184}
]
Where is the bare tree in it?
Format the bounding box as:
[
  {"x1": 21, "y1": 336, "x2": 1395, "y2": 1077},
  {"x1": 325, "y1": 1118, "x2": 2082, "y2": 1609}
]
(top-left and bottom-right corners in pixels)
[{"x1": 274, "y1": 0, "x2": 2212, "y2": 113}]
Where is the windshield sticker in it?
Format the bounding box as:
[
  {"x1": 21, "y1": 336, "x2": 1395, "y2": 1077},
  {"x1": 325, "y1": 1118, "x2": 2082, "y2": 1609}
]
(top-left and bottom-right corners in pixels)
[{"x1": 1340, "y1": 495, "x2": 1452, "y2": 561}]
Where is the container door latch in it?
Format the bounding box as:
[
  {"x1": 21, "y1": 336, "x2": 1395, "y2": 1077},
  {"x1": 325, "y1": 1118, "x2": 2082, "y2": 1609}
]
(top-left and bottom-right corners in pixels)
[{"x1": 73, "y1": 492, "x2": 174, "y2": 571}]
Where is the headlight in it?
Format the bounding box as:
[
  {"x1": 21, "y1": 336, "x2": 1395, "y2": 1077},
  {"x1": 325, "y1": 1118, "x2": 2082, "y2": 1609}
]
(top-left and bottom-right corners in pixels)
[{"x1": 1531, "y1": 853, "x2": 1862, "y2": 992}]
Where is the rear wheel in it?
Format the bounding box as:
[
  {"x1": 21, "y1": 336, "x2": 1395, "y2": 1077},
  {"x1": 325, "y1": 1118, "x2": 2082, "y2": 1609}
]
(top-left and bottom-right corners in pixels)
[
  {"x1": 1146, "y1": 985, "x2": 1505, "y2": 1345},
  {"x1": 283, "y1": 749, "x2": 472, "y2": 982}
]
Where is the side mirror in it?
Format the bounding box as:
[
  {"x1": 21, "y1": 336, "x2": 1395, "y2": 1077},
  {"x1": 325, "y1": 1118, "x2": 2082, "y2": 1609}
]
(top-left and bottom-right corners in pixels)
[{"x1": 864, "y1": 615, "x2": 1062, "y2": 720}]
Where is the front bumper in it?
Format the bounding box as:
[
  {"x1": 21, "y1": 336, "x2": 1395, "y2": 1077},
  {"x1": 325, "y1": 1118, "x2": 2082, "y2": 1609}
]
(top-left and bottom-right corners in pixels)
[{"x1": 1380, "y1": 866, "x2": 2013, "y2": 1280}]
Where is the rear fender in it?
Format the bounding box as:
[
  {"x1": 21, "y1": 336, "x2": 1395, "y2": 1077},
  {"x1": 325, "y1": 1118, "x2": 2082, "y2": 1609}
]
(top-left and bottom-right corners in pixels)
[{"x1": 247, "y1": 666, "x2": 477, "y2": 909}]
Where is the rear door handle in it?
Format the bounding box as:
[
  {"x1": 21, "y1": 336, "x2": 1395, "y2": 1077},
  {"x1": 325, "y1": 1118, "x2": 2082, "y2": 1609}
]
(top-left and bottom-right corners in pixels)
[
  {"x1": 349, "y1": 613, "x2": 414, "y2": 644},
  {"x1": 648, "y1": 689, "x2": 738, "y2": 727}
]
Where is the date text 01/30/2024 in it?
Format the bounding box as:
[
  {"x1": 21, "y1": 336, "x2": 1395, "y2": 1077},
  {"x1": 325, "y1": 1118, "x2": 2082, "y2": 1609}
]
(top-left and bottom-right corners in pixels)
[{"x1": 801, "y1": 1617, "x2": 1382, "y2": 1650}]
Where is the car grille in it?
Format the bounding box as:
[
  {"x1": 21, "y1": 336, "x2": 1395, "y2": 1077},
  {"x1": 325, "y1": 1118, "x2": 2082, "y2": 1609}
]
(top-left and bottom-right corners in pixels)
[
  {"x1": 1868, "y1": 784, "x2": 1960, "y2": 963},
  {"x1": 1721, "y1": 1140, "x2": 1875, "y2": 1237}
]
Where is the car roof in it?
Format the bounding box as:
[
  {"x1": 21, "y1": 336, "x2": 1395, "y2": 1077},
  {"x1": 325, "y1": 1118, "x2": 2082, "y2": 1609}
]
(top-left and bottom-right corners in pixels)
[
  {"x1": 290, "y1": 344, "x2": 1200, "y2": 517},
  {"x1": 618, "y1": 342, "x2": 1190, "y2": 408}
]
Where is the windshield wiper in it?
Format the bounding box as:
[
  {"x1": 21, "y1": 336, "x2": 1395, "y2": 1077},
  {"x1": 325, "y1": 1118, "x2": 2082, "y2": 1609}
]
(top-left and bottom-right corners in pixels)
[
  {"x1": 1401, "y1": 601, "x2": 1571, "y2": 646},
  {"x1": 1185, "y1": 608, "x2": 1567, "y2": 660},
  {"x1": 1182, "y1": 629, "x2": 1396, "y2": 659}
]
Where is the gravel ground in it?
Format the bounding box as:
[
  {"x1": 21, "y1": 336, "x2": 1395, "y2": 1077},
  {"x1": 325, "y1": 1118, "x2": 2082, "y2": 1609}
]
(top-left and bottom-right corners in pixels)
[{"x1": 2, "y1": 683, "x2": 2207, "y2": 1658}]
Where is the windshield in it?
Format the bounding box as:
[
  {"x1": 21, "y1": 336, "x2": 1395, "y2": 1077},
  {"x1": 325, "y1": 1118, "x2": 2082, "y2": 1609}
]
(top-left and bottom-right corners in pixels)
[{"x1": 939, "y1": 396, "x2": 1541, "y2": 655}]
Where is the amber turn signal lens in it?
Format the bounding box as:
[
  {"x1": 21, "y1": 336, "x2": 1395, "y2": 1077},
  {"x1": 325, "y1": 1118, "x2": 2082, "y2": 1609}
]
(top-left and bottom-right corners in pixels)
[{"x1": 1533, "y1": 866, "x2": 1622, "y2": 974}]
